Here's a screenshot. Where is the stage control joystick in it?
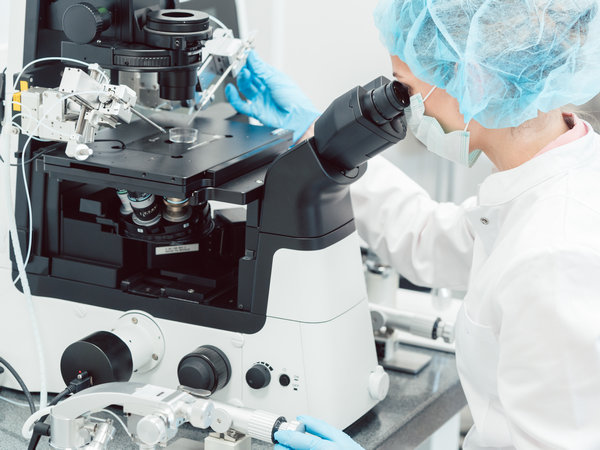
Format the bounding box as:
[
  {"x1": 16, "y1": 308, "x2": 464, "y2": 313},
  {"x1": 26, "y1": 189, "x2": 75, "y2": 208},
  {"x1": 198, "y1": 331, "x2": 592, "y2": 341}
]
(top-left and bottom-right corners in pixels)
[
  {"x1": 246, "y1": 364, "x2": 271, "y2": 389},
  {"x1": 178, "y1": 346, "x2": 231, "y2": 394}
]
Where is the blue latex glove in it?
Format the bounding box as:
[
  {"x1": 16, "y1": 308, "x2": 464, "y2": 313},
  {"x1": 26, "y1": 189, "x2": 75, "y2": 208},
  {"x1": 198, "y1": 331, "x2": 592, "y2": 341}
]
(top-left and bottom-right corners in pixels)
[
  {"x1": 274, "y1": 415, "x2": 364, "y2": 450},
  {"x1": 225, "y1": 51, "x2": 320, "y2": 143}
]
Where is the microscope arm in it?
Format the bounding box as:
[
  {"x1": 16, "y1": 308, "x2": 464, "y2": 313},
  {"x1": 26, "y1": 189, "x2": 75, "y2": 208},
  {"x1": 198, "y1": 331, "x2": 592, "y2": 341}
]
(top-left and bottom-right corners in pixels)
[{"x1": 41, "y1": 382, "x2": 302, "y2": 450}]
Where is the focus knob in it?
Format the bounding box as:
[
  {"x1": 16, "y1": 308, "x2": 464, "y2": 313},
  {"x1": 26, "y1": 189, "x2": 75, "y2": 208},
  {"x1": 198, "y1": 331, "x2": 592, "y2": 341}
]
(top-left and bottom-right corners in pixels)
[
  {"x1": 63, "y1": 3, "x2": 112, "y2": 44},
  {"x1": 178, "y1": 346, "x2": 231, "y2": 394},
  {"x1": 246, "y1": 364, "x2": 271, "y2": 389}
]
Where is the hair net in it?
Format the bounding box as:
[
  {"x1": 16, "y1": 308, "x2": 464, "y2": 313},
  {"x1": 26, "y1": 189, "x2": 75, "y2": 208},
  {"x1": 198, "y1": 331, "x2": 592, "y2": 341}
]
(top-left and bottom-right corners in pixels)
[{"x1": 374, "y1": 0, "x2": 600, "y2": 129}]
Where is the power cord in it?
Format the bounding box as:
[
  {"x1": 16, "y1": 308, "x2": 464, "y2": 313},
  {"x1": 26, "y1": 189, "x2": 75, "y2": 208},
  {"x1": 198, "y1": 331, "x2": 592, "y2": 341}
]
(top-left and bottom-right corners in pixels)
[
  {"x1": 27, "y1": 371, "x2": 93, "y2": 450},
  {"x1": 0, "y1": 356, "x2": 36, "y2": 414}
]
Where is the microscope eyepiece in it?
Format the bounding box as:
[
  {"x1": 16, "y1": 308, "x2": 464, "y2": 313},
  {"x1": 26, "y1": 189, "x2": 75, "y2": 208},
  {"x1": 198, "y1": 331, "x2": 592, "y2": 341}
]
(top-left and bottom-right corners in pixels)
[
  {"x1": 313, "y1": 76, "x2": 409, "y2": 171},
  {"x1": 363, "y1": 80, "x2": 410, "y2": 125}
]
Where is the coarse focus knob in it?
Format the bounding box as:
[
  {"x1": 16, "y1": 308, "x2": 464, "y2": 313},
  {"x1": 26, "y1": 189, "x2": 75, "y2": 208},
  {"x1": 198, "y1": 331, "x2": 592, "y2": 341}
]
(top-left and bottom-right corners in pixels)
[
  {"x1": 63, "y1": 3, "x2": 112, "y2": 44},
  {"x1": 246, "y1": 364, "x2": 271, "y2": 389},
  {"x1": 178, "y1": 346, "x2": 231, "y2": 394}
]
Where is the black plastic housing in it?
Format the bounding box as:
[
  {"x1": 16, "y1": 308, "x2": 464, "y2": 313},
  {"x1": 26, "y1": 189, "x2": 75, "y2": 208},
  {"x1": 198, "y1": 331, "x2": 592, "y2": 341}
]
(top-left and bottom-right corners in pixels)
[{"x1": 314, "y1": 76, "x2": 408, "y2": 171}]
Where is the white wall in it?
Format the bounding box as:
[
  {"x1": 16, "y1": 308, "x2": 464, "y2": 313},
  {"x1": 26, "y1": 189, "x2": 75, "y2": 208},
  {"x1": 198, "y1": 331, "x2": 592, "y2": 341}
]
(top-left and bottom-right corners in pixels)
[
  {"x1": 242, "y1": 0, "x2": 494, "y2": 202},
  {"x1": 0, "y1": 0, "x2": 8, "y2": 70}
]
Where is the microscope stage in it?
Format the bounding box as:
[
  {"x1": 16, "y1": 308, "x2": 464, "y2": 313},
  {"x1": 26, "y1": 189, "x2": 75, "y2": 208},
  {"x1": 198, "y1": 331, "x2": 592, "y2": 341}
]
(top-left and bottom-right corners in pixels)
[{"x1": 42, "y1": 113, "x2": 291, "y2": 201}]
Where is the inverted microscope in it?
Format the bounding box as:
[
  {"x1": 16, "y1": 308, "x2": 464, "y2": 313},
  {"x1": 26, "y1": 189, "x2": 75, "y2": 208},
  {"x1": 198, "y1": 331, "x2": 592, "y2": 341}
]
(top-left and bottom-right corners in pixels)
[{"x1": 1, "y1": 1, "x2": 413, "y2": 447}]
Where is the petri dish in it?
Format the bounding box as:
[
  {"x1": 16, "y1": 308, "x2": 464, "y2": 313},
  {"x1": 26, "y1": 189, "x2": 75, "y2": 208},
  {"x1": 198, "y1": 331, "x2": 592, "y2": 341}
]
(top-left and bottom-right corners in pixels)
[{"x1": 169, "y1": 127, "x2": 198, "y2": 144}]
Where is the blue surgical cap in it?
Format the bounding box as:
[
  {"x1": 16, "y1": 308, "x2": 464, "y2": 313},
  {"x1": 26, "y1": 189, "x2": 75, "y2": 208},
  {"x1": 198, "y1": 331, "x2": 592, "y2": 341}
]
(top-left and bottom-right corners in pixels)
[{"x1": 374, "y1": 0, "x2": 600, "y2": 129}]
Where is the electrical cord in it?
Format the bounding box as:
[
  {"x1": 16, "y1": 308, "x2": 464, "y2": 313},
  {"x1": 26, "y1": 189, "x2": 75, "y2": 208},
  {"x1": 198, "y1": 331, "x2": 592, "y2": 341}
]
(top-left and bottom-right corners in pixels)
[
  {"x1": 25, "y1": 371, "x2": 93, "y2": 450},
  {"x1": 10, "y1": 89, "x2": 106, "y2": 286},
  {"x1": 2, "y1": 56, "x2": 108, "y2": 409},
  {"x1": 0, "y1": 356, "x2": 36, "y2": 414},
  {"x1": 94, "y1": 138, "x2": 126, "y2": 149}
]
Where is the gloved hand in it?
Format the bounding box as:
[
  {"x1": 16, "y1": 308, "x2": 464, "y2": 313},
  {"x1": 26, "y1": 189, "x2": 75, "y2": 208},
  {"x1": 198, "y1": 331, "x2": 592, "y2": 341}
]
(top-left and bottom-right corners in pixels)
[
  {"x1": 225, "y1": 51, "x2": 320, "y2": 143},
  {"x1": 274, "y1": 415, "x2": 364, "y2": 450}
]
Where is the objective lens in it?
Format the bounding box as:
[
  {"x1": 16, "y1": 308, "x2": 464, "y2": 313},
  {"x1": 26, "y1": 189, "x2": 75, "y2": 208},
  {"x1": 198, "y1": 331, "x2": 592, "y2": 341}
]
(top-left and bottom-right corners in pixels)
[
  {"x1": 163, "y1": 197, "x2": 192, "y2": 223},
  {"x1": 116, "y1": 189, "x2": 133, "y2": 215},
  {"x1": 128, "y1": 192, "x2": 161, "y2": 226}
]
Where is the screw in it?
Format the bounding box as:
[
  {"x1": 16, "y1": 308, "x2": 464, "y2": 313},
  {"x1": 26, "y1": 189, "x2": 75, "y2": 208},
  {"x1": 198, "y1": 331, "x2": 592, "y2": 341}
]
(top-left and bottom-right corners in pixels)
[
  {"x1": 480, "y1": 217, "x2": 489, "y2": 225},
  {"x1": 132, "y1": 317, "x2": 138, "y2": 324},
  {"x1": 188, "y1": 289, "x2": 195, "y2": 294},
  {"x1": 152, "y1": 354, "x2": 159, "y2": 361},
  {"x1": 256, "y1": 179, "x2": 263, "y2": 184}
]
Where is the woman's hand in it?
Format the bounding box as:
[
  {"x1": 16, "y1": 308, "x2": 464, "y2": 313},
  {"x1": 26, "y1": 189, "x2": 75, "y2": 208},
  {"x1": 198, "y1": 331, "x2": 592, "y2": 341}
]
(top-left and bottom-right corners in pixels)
[
  {"x1": 225, "y1": 51, "x2": 320, "y2": 143},
  {"x1": 274, "y1": 415, "x2": 364, "y2": 450}
]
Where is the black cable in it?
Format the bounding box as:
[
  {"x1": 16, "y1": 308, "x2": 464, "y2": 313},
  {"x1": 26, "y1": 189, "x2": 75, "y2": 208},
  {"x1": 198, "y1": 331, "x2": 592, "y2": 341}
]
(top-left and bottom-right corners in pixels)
[
  {"x1": 0, "y1": 356, "x2": 36, "y2": 414},
  {"x1": 27, "y1": 372, "x2": 93, "y2": 450},
  {"x1": 9, "y1": 148, "x2": 54, "y2": 167},
  {"x1": 48, "y1": 387, "x2": 70, "y2": 406},
  {"x1": 94, "y1": 138, "x2": 126, "y2": 149}
]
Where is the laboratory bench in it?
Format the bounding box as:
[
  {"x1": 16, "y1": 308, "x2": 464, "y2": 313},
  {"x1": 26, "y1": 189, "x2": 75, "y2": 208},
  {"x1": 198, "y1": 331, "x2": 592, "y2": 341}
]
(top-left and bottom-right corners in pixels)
[{"x1": 0, "y1": 346, "x2": 465, "y2": 450}]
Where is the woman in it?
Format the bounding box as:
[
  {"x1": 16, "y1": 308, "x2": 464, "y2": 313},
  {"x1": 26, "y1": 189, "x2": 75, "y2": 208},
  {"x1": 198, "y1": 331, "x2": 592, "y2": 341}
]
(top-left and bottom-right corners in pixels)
[{"x1": 226, "y1": 0, "x2": 600, "y2": 448}]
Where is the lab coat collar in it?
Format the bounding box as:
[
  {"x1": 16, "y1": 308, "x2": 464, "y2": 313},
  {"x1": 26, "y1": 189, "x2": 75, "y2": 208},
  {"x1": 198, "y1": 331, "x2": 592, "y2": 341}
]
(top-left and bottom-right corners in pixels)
[{"x1": 477, "y1": 121, "x2": 598, "y2": 206}]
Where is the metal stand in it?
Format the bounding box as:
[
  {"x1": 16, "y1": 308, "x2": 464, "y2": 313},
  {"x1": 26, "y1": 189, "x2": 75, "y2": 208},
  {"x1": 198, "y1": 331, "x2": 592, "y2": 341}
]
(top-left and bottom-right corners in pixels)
[
  {"x1": 204, "y1": 431, "x2": 252, "y2": 450},
  {"x1": 376, "y1": 330, "x2": 431, "y2": 374}
]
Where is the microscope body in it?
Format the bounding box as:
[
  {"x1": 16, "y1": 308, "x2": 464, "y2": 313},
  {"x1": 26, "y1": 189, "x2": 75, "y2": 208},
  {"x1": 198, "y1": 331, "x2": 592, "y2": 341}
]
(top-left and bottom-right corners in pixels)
[{"x1": 1, "y1": 0, "x2": 409, "y2": 430}]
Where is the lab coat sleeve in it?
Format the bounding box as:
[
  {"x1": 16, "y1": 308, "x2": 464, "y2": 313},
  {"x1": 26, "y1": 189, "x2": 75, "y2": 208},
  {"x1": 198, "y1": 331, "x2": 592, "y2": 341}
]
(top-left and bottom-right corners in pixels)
[
  {"x1": 350, "y1": 156, "x2": 476, "y2": 290},
  {"x1": 495, "y1": 246, "x2": 600, "y2": 448}
]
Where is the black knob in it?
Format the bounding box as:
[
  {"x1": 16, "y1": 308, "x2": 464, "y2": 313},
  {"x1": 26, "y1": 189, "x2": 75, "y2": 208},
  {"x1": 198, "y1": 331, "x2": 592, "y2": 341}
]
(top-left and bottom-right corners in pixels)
[
  {"x1": 60, "y1": 331, "x2": 133, "y2": 385},
  {"x1": 63, "y1": 3, "x2": 112, "y2": 44},
  {"x1": 178, "y1": 346, "x2": 231, "y2": 394},
  {"x1": 246, "y1": 364, "x2": 271, "y2": 389}
]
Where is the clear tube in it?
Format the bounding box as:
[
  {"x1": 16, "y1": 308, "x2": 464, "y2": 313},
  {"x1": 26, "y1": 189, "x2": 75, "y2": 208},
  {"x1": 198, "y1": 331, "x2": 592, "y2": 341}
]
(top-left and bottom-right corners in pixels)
[{"x1": 3, "y1": 56, "x2": 110, "y2": 409}]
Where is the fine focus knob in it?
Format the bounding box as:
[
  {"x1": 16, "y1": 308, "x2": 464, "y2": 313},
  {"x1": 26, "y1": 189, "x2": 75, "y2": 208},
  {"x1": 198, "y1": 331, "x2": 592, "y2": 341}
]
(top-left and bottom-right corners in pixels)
[
  {"x1": 246, "y1": 364, "x2": 271, "y2": 389},
  {"x1": 178, "y1": 346, "x2": 231, "y2": 394},
  {"x1": 63, "y1": 2, "x2": 112, "y2": 44}
]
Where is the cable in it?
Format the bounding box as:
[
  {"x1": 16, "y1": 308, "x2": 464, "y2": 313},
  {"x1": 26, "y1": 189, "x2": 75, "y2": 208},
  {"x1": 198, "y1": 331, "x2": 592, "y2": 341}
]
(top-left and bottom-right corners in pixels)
[
  {"x1": 2, "y1": 56, "x2": 108, "y2": 409},
  {"x1": 0, "y1": 357, "x2": 36, "y2": 414},
  {"x1": 90, "y1": 409, "x2": 131, "y2": 437},
  {"x1": 0, "y1": 394, "x2": 37, "y2": 409},
  {"x1": 9, "y1": 147, "x2": 54, "y2": 167},
  {"x1": 10, "y1": 89, "x2": 105, "y2": 286},
  {"x1": 94, "y1": 139, "x2": 126, "y2": 149}
]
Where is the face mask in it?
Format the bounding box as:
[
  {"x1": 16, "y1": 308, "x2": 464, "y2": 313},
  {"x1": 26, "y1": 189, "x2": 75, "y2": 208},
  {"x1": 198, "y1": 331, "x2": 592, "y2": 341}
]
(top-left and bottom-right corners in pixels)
[{"x1": 405, "y1": 86, "x2": 481, "y2": 168}]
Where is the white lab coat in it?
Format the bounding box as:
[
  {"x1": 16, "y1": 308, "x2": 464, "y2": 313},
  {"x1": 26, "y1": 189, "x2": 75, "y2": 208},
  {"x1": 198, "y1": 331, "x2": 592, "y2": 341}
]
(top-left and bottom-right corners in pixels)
[{"x1": 350, "y1": 124, "x2": 600, "y2": 449}]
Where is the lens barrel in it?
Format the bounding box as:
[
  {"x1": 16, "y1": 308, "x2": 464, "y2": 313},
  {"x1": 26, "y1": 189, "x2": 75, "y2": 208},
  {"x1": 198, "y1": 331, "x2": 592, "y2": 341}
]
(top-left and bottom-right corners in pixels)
[{"x1": 363, "y1": 81, "x2": 410, "y2": 125}]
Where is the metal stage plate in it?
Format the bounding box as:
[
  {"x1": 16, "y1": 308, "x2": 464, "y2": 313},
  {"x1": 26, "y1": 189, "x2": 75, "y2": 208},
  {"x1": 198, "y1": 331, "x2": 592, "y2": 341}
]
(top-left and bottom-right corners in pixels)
[{"x1": 42, "y1": 107, "x2": 292, "y2": 200}]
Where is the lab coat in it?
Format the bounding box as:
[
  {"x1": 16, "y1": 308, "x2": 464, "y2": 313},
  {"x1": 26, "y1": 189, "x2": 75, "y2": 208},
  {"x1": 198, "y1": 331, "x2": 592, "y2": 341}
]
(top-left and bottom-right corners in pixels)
[{"x1": 350, "y1": 125, "x2": 600, "y2": 449}]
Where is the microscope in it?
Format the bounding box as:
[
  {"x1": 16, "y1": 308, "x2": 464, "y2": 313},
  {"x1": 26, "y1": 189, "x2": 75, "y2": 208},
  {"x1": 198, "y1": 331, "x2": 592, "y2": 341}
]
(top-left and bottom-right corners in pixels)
[{"x1": 1, "y1": 0, "x2": 411, "y2": 439}]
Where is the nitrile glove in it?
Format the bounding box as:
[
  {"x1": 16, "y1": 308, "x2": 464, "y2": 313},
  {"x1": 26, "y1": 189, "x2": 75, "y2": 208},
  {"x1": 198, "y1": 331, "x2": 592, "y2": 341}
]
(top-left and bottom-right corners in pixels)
[
  {"x1": 274, "y1": 415, "x2": 364, "y2": 450},
  {"x1": 225, "y1": 51, "x2": 320, "y2": 143}
]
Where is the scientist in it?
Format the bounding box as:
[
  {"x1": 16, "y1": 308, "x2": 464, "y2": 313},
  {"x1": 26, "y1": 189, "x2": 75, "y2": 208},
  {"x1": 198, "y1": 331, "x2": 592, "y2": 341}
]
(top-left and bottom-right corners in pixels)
[{"x1": 226, "y1": 0, "x2": 600, "y2": 448}]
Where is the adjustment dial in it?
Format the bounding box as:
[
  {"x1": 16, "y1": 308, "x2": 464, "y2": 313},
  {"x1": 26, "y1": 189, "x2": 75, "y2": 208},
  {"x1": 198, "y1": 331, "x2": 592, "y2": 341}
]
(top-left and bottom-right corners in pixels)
[
  {"x1": 63, "y1": 2, "x2": 112, "y2": 44},
  {"x1": 178, "y1": 346, "x2": 231, "y2": 394},
  {"x1": 246, "y1": 363, "x2": 271, "y2": 389}
]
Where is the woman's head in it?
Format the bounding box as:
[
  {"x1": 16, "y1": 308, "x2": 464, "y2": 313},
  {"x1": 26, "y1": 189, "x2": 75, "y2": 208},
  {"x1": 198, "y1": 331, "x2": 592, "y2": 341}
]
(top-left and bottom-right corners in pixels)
[{"x1": 375, "y1": 0, "x2": 600, "y2": 129}]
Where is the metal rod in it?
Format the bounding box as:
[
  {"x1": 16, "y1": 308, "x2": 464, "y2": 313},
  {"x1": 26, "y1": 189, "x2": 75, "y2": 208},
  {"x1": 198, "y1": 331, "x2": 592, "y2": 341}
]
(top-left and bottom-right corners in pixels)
[{"x1": 130, "y1": 107, "x2": 167, "y2": 134}]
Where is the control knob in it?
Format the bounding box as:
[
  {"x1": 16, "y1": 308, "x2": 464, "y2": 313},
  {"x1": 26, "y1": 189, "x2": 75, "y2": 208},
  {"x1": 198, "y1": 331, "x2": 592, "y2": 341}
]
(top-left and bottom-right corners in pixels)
[
  {"x1": 63, "y1": 2, "x2": 112, "y2": 44},
  {"x1": 246, "y1": 364, "x2": 271, "y2": 389},
  {"x1": 178, "y1": 346, "x2": 231, "y2": 394}
]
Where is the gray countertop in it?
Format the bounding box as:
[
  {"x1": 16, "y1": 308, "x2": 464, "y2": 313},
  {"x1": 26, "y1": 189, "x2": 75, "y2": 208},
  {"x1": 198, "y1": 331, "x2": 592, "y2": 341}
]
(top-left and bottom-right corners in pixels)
[{"x1": 0, "y1": 346, "x2": 465, "y2": 450}]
